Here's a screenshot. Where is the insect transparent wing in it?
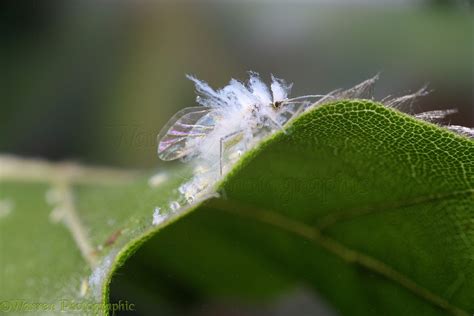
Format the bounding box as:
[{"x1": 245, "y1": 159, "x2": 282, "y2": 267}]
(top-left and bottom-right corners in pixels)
[{"x1": 157, "y1": 107, "x2": 216, "y2": 161}]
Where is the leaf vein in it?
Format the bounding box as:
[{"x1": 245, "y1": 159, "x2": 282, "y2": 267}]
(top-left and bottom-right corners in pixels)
[{"x1": 209, "y1": 199, "x2": 469, "y2": 316}]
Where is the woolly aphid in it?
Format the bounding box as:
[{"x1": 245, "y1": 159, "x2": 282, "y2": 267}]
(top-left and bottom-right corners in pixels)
[
  {"x1": 155, "y1": 72, "x2": 473, "y2": 214},
  {"x1": 157, "y1": 72, "x2": 324, "y2": 174}
]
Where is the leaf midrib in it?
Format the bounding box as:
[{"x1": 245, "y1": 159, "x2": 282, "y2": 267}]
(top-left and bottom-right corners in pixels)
[
  {"x1": 207, "y1": 194, "x2": 471, "y2": 316},
  {"x1": 316, "y1": 188, "x2": 474, "y2": 230}
]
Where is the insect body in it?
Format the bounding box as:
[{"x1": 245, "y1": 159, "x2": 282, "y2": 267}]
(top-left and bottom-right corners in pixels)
[{"x1": 157, "y1": 72, "x2": 323, "y2": 176}]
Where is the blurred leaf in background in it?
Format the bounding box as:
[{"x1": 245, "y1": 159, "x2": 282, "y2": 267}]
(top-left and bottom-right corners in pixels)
[{"x1": 1, "y1": 1, "x2": 472, "y2": 168}]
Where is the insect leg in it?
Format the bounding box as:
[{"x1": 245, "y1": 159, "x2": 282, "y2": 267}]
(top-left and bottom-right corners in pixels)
[
  {"x1": 286, "y1": 104, "x2": 305, "y2": 121},
  {"x1": 220, "y1": 129, "x2": 245, "y2": 176},
  {"x1": 265, "y1": 116, "x2": 287, "y2": 134}
]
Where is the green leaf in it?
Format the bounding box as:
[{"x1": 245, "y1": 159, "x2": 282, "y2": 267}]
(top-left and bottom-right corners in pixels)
[{"x1": 1, "y1": 100, "x2": 472, "y2": 316}]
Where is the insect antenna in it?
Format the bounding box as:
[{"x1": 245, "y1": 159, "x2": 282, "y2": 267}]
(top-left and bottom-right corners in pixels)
[{"x1": 283, "y1": 94, "x2": 327, "y2": 102}]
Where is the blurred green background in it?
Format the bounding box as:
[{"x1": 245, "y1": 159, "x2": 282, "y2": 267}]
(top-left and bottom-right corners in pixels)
[
  {"x1": 0, "y1": 1, "x2": 472, "y2": 169},
  {"x1": 0, "y1": 1, "x2": 472, "y2": 315}
]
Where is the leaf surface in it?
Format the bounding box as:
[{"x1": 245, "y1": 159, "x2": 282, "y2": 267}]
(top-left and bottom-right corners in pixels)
[{"x1": 1, "y1": 100, "x2": 472, "y2": 315}]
